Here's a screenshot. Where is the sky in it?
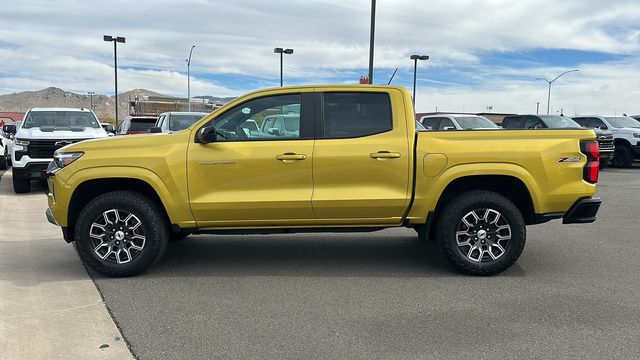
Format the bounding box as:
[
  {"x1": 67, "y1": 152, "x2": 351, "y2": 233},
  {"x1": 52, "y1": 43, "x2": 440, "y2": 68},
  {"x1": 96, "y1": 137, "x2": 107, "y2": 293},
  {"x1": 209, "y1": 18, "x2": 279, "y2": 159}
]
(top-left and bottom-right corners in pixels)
[{"x1": 1, "y1": 0, "x2": 640, "y2": 114}]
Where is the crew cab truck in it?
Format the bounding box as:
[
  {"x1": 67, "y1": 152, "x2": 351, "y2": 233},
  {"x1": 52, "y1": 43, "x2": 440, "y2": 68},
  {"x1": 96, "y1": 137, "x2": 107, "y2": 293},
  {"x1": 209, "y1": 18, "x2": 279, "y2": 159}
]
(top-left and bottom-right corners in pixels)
[
  {"x1": 5, "y1": 108, "x2": 108, "y2": 193},
  {"x1": 571, "y1": 115, "x2": 640, "y2": 168},
  {"x1": 45, "y1": 85, "x2": 601, "y2": 277}
]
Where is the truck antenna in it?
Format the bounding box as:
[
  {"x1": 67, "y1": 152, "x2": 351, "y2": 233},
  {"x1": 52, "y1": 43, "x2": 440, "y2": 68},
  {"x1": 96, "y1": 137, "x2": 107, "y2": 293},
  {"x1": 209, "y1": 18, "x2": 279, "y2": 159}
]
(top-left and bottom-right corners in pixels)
[{"x1": 387, "y1": 68, "x2": 398, "y2": 85}]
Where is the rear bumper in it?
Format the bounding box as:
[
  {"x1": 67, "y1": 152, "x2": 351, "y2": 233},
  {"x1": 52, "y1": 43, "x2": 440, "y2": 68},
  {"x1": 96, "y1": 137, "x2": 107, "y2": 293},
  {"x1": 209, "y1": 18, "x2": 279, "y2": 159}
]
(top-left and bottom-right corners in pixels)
[{"x1": 563, "y1": 197, "x2": 601, "y2": 224}]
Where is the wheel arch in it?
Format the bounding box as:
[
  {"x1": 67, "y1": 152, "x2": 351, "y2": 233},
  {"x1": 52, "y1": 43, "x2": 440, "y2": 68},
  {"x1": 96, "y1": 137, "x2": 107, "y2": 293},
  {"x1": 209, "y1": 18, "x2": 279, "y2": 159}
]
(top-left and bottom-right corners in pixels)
[{"x1": 614, "y1": 138, "x2": 632, "y2": 147}]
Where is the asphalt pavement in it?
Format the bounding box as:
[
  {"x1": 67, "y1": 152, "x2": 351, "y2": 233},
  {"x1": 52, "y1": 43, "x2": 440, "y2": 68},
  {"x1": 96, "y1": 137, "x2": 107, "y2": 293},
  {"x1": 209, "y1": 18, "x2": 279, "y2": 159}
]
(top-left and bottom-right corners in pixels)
[{"x1": 87, "y1": 165, "x2": 640, "y2": 359}]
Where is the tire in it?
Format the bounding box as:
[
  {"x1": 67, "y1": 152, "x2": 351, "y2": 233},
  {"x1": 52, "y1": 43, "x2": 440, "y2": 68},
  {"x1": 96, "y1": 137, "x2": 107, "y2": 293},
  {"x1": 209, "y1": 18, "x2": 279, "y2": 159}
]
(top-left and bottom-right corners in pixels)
[
  {"x1": 4, "y1": 148, "x2": 10, "y2": 167},
  {"x1": 414, "y1": 225, "x2": 429, "y2": 243},
  {"x1": 0, "y1": 151, "x2": 6, "y2": 170},
  {"x1": 74, "y1": 191, "x2": 169, "y2": 277},
  {"x1": 612, "y1": 146, "x2": 633, "y2": 168},
  {"x1": 436, "y1": 190, "x2": 526, "y2": 276},
  {"x1": 12, "y1": 175, "x2": 31, "y2": 193}
]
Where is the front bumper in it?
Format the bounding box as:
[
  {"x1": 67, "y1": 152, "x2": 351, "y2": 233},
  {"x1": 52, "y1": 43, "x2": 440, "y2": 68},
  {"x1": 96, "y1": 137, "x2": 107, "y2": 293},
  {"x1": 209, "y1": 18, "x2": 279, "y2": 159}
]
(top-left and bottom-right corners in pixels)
[
  {"x1": 13, "y1": 161, "x2": 50, "y2": 180},
  {"x1": 563, "y1": 197, "x2": 601, "y2": 224},
  {"x1": 45, "y1": 208, "x2": 59, "y2": 225}
]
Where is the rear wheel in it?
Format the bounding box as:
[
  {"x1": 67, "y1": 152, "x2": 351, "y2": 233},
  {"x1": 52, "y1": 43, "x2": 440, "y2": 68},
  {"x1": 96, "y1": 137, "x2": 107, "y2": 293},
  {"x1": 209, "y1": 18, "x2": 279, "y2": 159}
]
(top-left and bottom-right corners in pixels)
[
  {"x1": 436, "y1": 191, "x2": 526, "y2": 276},
  {"x1": 12, "y1": 175, "x2": 31, "y2": 193},
  {"x1": 612, "y1": 146, "x2": 633, "y2": 168},
  {"x1": 74, "y1": 191, "x2": 169, "y2": 277}
]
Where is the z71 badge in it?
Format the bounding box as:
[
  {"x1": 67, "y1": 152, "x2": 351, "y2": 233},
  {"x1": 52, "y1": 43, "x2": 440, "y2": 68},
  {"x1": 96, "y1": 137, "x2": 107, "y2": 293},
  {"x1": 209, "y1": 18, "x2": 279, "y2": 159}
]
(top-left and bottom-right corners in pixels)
[{"x1": 558, "y1": 156, "x2": 582, "y2": 163}]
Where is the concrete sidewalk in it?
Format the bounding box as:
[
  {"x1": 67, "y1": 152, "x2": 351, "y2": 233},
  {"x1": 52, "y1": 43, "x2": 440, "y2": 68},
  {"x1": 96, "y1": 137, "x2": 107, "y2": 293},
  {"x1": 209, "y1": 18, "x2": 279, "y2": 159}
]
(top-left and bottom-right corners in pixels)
[{"x1": 0, "y1": 170, "x2": 132, "y2": 359}]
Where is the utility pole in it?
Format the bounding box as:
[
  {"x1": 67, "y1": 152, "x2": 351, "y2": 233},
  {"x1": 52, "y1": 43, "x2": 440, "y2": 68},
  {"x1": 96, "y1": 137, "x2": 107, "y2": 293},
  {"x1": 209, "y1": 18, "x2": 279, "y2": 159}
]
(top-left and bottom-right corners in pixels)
[
  {"x1": 536, "y1": 69, "x2": 578, "y2": 115},
  {"x1": 273, "y1": 48, "x2": 294, "y2": 86},
  {"x1": 103, "y1": 35, "x2": 126, "y2": 125},
  {"x1": 88, "y1": 92, "x2": 95, "y2": 111},
  {"x1": 187, "y1": 45, "x2": 195, "y2": 111},
  {"x1": 536, "y1": 101, "x2": 540, "y2": 114},
  {"x1": 368, "y1": 0, "x2": 376, "y2": 84}
]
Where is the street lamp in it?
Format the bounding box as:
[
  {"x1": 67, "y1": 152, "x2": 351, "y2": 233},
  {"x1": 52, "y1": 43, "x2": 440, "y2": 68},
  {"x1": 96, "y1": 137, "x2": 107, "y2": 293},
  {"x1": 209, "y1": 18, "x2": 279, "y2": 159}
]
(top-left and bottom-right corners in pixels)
[
  {"x1": 88, "y1": 92, "x2": 95, "y2": 111},
  {"x1": 103, "y1": 35, "x2": 125, "y2": 125},
  {"x1": 186, "y1": 45, "x2": 196, "y2": 111},
  {"x1": 274, "y1": 48, "x2": 294, "y2": 87},
  {"x1": 536, "y1": 69, "x2": 578, "y2": 115},
  {"x1": 410, "y1": 55, "x2": 429, "y2": 109}
]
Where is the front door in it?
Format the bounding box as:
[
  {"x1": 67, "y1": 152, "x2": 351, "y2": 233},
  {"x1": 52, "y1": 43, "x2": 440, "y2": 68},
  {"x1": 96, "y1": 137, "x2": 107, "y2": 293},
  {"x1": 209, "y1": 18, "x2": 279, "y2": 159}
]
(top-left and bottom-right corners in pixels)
[
  {"x1": 311, "y1": 90, "x2": 411, "y2": 223},
  {"x1": 187, "y1": 91, "x2": 315, "y2": 227}
]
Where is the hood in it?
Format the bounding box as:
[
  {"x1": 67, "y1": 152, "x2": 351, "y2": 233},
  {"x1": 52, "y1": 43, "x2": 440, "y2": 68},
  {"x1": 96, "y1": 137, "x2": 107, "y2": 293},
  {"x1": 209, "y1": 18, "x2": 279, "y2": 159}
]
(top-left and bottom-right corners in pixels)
[
  {"x1": 59, "y1": 131, "x2": 182, "y2": 153},
  {"x1": 611, "y1": 127, "x2": 640, "y2": 134},
  {"x1": 592, "y1": 128, "x2": 613, "y2": 136},
  {"x1": 16, "y1": 127, "x2": 109, "y2": 140}
]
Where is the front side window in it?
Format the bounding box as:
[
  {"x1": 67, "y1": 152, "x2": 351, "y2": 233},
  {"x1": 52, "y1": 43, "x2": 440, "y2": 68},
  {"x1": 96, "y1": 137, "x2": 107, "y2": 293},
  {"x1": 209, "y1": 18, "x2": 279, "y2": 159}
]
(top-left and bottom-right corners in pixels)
[
  {"x1": 322, "y1": 92, "x2": 392, "y2": 138},
  {"x1": 589, "y1": 118, "x2": 608, "y2": 129},
  {"x1": 573, "y1": 118, "x2": 588, "y2": 127},
  {"x1": 23, "y1": 111, "x2": 100, "y2": 129},
  {"x1": 421, "y1": 117, "x2": 439, "y2": 130},
  {"x1": 212, "y1": 94, "x2": 302, "y2": 141},
  {"x1": 503, "y1": 116, "x2": 523, "y2": 129},
  {"x1": 437, "y1": 118, "x2": 455, "y2": 130}
]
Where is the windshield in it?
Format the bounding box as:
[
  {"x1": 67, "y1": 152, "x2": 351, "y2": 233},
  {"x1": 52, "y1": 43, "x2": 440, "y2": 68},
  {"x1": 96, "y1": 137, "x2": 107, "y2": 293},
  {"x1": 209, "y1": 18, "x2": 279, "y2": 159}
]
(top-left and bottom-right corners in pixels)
[
  {"x1": 169, "y1": 114, "x2": 206, "y2": 131},
  {"x1": 605, "y1": 116, "x2": 640, "y2": 128},
  {"x1": 454, "y1": 116, "x2": 499, "y2": 129},
  {"x1": 538, "y1": 115, "x2": 581, "y2": 128},
  {"x1": 23, "y1": 111, "x2": 100, "y2": 129}
]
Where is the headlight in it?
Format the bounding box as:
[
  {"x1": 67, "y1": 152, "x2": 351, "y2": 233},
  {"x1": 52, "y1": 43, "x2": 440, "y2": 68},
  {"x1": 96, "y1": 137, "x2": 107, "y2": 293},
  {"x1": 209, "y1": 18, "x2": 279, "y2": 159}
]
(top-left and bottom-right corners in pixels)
[
  {"x1": 633, "y1": 133, "x2": 640, "y2": 138},
  {"x1": 15, "y1": 139, "x2": 30, "y2": 146},
  {"x1": 53, "y1": 151, "x2": 84, "y2": 168}
]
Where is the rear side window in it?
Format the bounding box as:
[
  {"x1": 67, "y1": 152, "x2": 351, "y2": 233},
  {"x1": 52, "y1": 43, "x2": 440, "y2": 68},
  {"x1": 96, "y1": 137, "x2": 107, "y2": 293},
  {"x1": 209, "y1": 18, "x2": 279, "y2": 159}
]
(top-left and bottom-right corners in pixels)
[
  {"x1": 129, "y1": 118, "x2": 156, "y2": 132},
  {"x1": 421, "y1": 117, "x2": 440, "y2": 130},
  {"x1": 322, "y1": 92, "x2": 392, "y2": 138},
  {"x1": 437, "y1": 118, "x2": 455, "y2": 130},
  {"x1": 503, "y1": 116, "x2": 524, "y2": 129}
]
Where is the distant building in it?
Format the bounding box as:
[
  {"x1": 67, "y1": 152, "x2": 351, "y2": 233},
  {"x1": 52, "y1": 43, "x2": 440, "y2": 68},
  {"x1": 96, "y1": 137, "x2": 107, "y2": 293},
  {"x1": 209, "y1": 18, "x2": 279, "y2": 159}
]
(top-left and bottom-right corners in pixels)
[
  {"x1": 0, "y1": 112, "x2": 25, "y2": 127},
  {"x1": 128, "y1": 96, "x2": 224, "y2": 116}
]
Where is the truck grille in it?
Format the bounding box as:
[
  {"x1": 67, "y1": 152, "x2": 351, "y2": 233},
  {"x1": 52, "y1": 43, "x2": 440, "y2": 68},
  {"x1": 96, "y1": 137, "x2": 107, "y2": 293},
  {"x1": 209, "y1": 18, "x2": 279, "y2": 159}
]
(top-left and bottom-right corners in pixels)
[
  {"x1": 597, "y1": 135, "x2": 614, "y2": 151},
  {"x1": 27, "y1": 139, "x2": 89, "y2": 159}
]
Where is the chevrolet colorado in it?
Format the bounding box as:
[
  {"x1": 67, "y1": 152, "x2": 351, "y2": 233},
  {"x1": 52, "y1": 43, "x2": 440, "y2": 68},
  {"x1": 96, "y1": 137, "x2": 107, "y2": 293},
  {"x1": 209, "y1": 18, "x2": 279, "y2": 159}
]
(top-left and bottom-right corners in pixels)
[{"x1": 45, "y1": 85, "x2": 601, "y2": 277}]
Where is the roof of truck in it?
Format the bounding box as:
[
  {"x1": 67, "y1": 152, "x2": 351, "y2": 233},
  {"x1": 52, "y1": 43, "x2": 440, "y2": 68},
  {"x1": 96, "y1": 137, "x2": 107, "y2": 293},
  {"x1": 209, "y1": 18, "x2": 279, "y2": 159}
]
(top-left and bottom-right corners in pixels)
[{"x1": 27, "y1": 107, "x2": 93, "y2": 112}]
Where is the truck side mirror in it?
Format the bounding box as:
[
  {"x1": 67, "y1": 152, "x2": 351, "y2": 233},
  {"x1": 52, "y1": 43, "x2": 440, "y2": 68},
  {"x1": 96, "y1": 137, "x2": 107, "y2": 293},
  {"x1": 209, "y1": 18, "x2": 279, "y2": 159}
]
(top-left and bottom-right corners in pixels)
[
  {"x1": 3, "y1": 124, "x2": 16, "y2": 135},
  {"x1": 268, "y1": 128, "x2": 281, "y2": 136},
  {"x1": 105, "y1": 125, "x2": 115, "y2": 133},
  {"x1": 443, "y1": 126, "x2": 455, "y2": 131},
  {"x1": 148, "y1": 127, "x2": 162, "y2": 133},
  {"x1": 196, "y1": 126, "x2": 218, "y2": 143}
]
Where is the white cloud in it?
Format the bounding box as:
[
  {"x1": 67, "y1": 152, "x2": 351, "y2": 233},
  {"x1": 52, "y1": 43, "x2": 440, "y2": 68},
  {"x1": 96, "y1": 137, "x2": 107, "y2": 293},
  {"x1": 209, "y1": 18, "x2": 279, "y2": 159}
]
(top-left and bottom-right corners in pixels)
[{"x1": 1, "y1": 0, "x2": 640, "y2": 113}]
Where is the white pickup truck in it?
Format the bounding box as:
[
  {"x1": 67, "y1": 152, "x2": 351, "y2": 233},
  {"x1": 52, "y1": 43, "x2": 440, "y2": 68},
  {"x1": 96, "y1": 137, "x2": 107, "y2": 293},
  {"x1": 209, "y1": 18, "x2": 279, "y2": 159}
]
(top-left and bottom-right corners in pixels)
[{"x1": 3, "y1": 108, "x2": 109, "y2": 193}]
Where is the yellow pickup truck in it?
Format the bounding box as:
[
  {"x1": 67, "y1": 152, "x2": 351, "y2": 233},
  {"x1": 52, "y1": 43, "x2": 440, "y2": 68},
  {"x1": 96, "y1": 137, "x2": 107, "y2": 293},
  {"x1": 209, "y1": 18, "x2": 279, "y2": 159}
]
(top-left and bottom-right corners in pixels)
[{"x1": 45, "y1": 85, "x2": 601, "y2": 277}]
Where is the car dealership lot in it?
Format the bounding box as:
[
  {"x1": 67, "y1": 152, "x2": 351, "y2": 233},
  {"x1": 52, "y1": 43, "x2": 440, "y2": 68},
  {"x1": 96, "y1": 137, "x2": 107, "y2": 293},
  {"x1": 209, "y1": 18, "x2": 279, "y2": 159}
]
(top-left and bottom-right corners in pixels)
[{"x1": 2, "y1": 167, "x2": 640, "y2": 359}]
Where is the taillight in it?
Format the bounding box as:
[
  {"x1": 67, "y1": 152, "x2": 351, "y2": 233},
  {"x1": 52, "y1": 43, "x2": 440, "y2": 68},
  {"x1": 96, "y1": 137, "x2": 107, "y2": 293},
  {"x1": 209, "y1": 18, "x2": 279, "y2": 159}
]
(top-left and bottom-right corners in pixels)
[{"x1": 580, "y1": 140, "x2": 599, "y2": 183}]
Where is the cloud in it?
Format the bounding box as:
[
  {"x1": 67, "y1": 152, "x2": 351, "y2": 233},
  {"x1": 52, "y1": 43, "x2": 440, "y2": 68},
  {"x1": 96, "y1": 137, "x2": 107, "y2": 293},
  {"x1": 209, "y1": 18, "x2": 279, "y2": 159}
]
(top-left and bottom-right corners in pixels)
[{"x1": 1, "y1": 0, "x2": 640, "y2": 114}]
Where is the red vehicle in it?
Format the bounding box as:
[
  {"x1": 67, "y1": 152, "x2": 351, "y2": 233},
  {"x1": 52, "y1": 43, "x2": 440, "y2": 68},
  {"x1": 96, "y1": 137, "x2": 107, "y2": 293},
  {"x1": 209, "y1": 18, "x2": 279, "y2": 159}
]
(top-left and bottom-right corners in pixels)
[{"x1": 117, "y1": 116, "x2": 158, "y2": 135}]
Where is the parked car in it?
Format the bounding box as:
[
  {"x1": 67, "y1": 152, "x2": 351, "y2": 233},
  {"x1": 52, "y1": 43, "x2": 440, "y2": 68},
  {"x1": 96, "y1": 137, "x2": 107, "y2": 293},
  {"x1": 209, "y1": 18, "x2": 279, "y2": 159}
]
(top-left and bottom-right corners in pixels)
[
  {"x1": 419, "y1": 114, "x2": 500, "y2": 130},
  {"x1": 0, "y1": 132, "x2": 7, "y2": 170},
  {"x1": 259, "y1": 114, "x2": 300, "y2": 137},
  {"x1": 630, "y1": 115, "x2": 640, "y2": 122},
  {"x1": 149, "y1": 112, "x2": 208, "y2": 133},
  {"x1": 46, "y1": 85, "x2": 600, "y2": 278},
  {"x1": 572, "y1": 115, "x2": 640, "y2": 168},
  {"x1": 117, "y1": 116, "x2": 158, "y2": 135},
  {"x1": 1, "y1": 121, "x2": 21, "y2": 168},
  {"x1": 3, "y1": 108, "x2": 109, "y2": 193},
  {"x1": 502, "y1": 114, "x2": 615, "y2": 167}
]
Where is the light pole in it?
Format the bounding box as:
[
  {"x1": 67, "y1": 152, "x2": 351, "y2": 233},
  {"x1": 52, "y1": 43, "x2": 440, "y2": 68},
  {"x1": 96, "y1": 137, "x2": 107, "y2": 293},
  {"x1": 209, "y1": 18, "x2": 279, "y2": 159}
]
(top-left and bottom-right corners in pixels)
[
  {"x1": 536, "y1": 69, "x2": 578, "y2": 115},
  {"x1": 368, "y1": 0, "x2": 376, "y2": 84},
  {"x1": 410, "y1": 55, "x2": 429, "y2": 109},
  {"x1": 186, "y1": 45, "x2": 195, "y2": 111},
  {"x1": 103, "y1": 35, "x2": 125, "y2": 125},
  {"x1": 88, "y1": 92, "x2": 95, "y2": 111},
  {"x1": 274, "y1": 48, "x2": 293, "y2": 87}
]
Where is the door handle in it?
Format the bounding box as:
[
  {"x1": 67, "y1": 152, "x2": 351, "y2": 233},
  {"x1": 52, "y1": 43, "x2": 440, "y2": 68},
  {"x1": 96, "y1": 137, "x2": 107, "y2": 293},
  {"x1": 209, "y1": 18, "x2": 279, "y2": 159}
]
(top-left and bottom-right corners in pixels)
[
  {"x1": 370, "y1": 151, "x2": 401, "y2": 159},
  {"x1": 276, "y1": 153, "x2": 306, "y2": 161}
]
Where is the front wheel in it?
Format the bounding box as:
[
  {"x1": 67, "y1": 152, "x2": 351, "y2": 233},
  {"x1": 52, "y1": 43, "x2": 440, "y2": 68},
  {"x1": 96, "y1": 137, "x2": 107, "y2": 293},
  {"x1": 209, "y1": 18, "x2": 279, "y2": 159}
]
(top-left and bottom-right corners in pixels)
[
  {"x1": 436, "y1": 191, "x2": 526, "y2": 276},
  {"x1": 74, "y1": 191, "x2": 169, "y2": 277},
  {"x1": 0, "y1": 152, "x2": 6, "y2": 170},
  {"x1": 12, "y1": 175, "x2": 31, "y2": 193},
  {"x1": 612, "y1": 146, "x2": 633, "y2": 168}
]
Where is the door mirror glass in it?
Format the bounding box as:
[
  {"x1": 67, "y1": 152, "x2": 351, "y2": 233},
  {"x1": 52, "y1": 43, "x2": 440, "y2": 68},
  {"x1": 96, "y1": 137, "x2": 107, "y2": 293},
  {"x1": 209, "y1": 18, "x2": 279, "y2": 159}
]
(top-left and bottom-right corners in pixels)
[
  {"x1": 267, "y1": 127, "x2": 281, "y2": 136},
  {"x1": 197, "y1": 125, "x2": 218, "y2": 143},
  {"x1": 148, "y1": 126, "x2": 162, "y2": 133},
  {"x1": 3, "y1": 124, "x2": 16, "y2": 134},
  {"x1": 443, "y1": 126, "x2": 455, "y2": 131},
  {"x1": 105, "y1": 125, "x2": 115, "y2": 133}
]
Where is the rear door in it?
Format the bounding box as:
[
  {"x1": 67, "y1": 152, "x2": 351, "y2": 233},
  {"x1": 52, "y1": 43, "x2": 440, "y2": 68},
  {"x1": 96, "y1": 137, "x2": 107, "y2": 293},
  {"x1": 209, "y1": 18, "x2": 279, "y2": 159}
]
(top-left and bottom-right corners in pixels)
[{"x1": 311, "y1": 89, "x2": 411, "y2": 223}]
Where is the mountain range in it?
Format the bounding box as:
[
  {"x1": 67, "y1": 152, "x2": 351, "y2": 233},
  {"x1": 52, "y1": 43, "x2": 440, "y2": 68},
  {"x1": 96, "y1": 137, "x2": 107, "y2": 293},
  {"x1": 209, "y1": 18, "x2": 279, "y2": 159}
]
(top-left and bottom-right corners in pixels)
[{"x1": 0, "y1": 87, "x2": 235, "y2": 121}]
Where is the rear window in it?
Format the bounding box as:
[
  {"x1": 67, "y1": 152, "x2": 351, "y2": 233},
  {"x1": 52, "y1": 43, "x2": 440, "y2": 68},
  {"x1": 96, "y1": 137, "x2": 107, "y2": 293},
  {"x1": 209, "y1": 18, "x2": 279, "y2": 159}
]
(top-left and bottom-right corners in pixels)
[
  {"x1": 502, "y1": 116, "x2": 524, "y2": 128},
  {"x1": 169, "y1": 114, "x2": 206, "y2": 131},
  {"x1": 538, "y1": 115, "x2": 581, "y2": 128},
  {"x1": 322, "y1": 92, "x2": 392, "y2": 138},
  {"x1": 454, "y1": 116, "x2": 498, "y2": 129},
  {"x1": 23, "y1": 111, "x2": 100, "y2": 129},
  {"x1": 128, "y1": 118, "x2": 156, "y2": 132}
]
